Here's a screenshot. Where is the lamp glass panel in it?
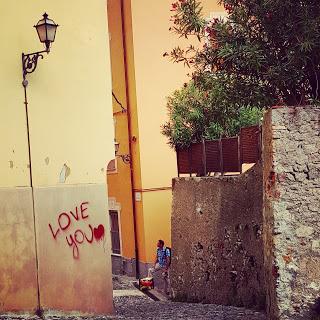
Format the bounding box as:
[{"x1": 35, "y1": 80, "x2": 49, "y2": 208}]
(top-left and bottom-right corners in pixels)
[
  {"x1": 36, "y1": 24, "x2": 47, "y2": 43},
  {"x1": 38, "y1": 18, "x2": 46, "y2": 25},
  {"x1": 46, "y1": 24, "x2": 57, "y2": 42}
]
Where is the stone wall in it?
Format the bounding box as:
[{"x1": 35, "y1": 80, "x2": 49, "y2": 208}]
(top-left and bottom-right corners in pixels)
[
  {"x1": 262, "y1": 106, "x2": 320, "y2": 319},
  {"x1": 171, "y1": 164, "x2": 265, "y2": 309},
  {"x1": 261, "y1": 110, "x2": 278, "y2": 318}
]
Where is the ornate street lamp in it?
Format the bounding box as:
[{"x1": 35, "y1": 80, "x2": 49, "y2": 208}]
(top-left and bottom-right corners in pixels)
[
  {"x1": 21, "y1": 13, "x2": 59, "y2": 188},
  {"x1": 20, "y1": 14, "x2": 58, "y2": 302},
  {"x1": 114, "y1": 141, "x2": 131, "y2": 164},
  {"x1": 34, "y1": 13, "x2": 58, "y2": 51},
  {"x1": 22, "y1": 13, "x2": 59, "y2": 87}
]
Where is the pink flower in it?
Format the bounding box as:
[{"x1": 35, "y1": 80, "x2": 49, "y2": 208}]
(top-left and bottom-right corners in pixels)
[{"x1": 171, "y1": 2, "x2": 178, "y2": 10}]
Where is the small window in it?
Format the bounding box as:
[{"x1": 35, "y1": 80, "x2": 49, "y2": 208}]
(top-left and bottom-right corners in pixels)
[
  {"x1": 109, "y1": 210, "x2": 121, "y2": 255},
  {"x1": 107, "y1": 159, "x2": 117, "y2": 174}
]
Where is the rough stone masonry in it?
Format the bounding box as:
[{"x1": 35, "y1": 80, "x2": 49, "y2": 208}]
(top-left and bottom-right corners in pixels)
[
  {"x1": 171, "y1": 163, "x2": 265, "y2": 310},
  {"x1": 263, "y1": 106, "x2": 320, "y2": 319}
]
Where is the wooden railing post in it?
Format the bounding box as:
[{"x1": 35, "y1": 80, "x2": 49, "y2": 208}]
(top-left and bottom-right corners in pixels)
[
  {"x1": 258, "y1": 126, "x2": 262, "y2": 160},
  {"x1": 188, "y1": 145, "x2": 192, "y2": 177},
  {"x1": 238, "y1": 135, "x2": 242, "y2": 173},
  {"x1": 202, "y1": 138, "x2": 207, "y2": 176},
  {"x1": 176, "y1": 148, "x2": 180, "y2": 177},
  {"x1": 219, "y1": 138, "x2": 224, "y2": 175}
]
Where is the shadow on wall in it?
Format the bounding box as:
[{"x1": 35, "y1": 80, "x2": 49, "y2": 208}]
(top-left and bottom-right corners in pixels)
[{"x1": 171, "y1": 162, "x2": 265, "y2": 310}]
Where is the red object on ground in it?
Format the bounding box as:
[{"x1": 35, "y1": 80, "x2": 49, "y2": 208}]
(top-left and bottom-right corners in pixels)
[{"x1": 139, "y1": 277, "x2": 154, "y2": 290}]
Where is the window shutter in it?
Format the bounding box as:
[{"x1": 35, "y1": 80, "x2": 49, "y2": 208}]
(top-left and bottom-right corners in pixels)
[{"x1": 109, "y1": 210, "x2": 121, "y2": 254}]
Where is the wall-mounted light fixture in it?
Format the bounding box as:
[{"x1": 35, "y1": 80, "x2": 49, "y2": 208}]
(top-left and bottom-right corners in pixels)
[
  {"x1": 114, "y1": 141, "x2": 131, "y2": 164},
  {"x1": 22, "y1": 13, "x2": 59, "y2": 88}
]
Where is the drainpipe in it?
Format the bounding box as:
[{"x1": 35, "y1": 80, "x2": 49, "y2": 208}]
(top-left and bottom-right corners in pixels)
[{"x1": 120, "y1": 0, "x2": 140, "y2": 279}]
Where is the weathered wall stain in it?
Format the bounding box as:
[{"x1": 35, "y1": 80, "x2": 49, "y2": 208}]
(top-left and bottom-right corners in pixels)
[
  {"x1": 48, "y1": 201, "x2": 105, "y2": 259},
  {"x1": 59, "y1": 164, "x2": 71, "y2": 183},
  {"x1": 171, "y1": 163, "x2": 265, "y2": 309},
  {"x1": 0, "y1": 188, "x2": 38, "y2": 312}
]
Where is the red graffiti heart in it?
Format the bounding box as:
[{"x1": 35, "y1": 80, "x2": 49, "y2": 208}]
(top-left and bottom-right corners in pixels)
[{"x1": 93, "y1": 224, "x2": 105, "y2": 241}]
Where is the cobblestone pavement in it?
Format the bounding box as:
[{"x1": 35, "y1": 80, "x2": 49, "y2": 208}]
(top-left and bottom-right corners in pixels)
[
  {"x1": 112, "y1": 275, "x2": 136, "y2": 290},
  {"x1": 113, "y1": 294, "x2": 267, "y2": 320},
  {"x1": 0, "y1": 276, "x2": 267, "y2": 320},
  {"x1": 0, "y1": 296, "x2": 266, "y2": 320}
]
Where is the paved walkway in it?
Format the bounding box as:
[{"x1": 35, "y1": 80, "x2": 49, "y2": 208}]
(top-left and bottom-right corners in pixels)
[
  {"x1": 112, "y1": 275, "x2": 266, "y2": 319},
  {"x1": 114, "y1": 294, "x2": 266, "y2": 320},
  {"x1": 0, "y1": 276, "x2": 267, "y2": 320}
]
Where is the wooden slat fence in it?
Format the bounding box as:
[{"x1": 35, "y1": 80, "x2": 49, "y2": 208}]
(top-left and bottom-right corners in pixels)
[{"x1": 176, "y1": 125, "x2": 261, "y2": 176}]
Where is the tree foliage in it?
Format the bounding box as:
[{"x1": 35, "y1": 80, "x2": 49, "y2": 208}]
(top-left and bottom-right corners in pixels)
[
  {"x1": 162, "y1": 0, "x2": 320, "y2": 148},
  {"x1": 169, "y1": 0, "x2": 320, "y2": 105},
  {"x1": 161, "y1": 80, "x2": 263, "y2": 148}
]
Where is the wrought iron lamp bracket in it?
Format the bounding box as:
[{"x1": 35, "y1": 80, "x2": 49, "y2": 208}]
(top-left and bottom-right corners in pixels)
[
  {"x1": 22, "y1": 50, "x2": 48, "y2": 87},
  {"x1": 117, "y1": 154, "x2": 131, "y2": 164}
]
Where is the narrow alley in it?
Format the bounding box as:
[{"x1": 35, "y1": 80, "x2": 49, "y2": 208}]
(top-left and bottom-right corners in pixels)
[
  {"x1": 111, "y1": 275, "x2": 266, "y2": 319},
  {"x1": 0, "y1": 276, "x2": 266, "y2": 320},
  {"x1": 113, "y1": 295, "x2": 266, "y2": 319}
]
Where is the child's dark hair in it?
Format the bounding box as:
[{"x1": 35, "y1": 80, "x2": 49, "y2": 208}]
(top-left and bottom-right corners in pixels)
[{"x1": 158, "y1": 239, "x2": 164, "y2": 245}]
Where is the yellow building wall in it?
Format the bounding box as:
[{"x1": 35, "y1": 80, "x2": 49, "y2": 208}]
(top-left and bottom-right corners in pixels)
[
  {"x1": 107, "y1": 0, "x2": 138, "y2": 261},
  {"x1": 0, "y1": 0, "x2": 114, "y2": 314},
  {"x1": 0, "y1": 0, "x2": 115, "y2": 187},
  {"x1": 26, "y1": 3, "x2": 114, "y2": 186},
  {"x1": 0, "y1": 5, "x2": 31, "y2": 188},
  {"x1": 142, "y1": 190, "x2": 172, "y2": 262},
  {"x1": 107, "y1": 0, "x2": 148, "y2": 266},
  {"x1": 122, "y1": 0, "x2": 144, "y2": 194}
]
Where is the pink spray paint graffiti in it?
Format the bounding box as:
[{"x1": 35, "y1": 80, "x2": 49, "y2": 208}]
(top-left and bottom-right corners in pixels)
[{"x1": 48, "y1": 201, "x2": 105, "y2": 259}]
